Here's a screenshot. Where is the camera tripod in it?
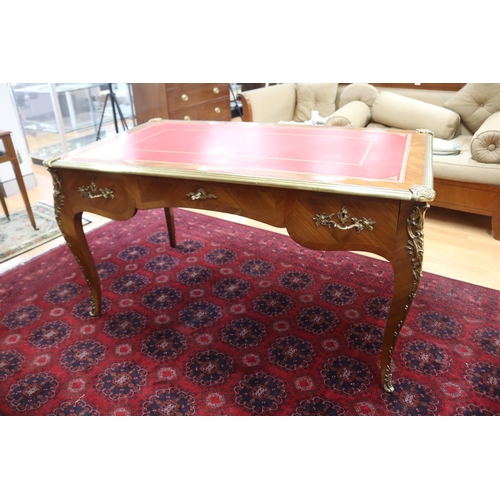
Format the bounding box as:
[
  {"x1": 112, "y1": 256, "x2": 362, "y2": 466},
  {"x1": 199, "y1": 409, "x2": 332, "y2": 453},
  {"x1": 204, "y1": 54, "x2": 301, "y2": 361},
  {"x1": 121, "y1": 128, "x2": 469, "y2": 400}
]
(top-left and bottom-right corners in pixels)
[{"x1": 96, "y1": 83, "x2": 128, "y2": 141}]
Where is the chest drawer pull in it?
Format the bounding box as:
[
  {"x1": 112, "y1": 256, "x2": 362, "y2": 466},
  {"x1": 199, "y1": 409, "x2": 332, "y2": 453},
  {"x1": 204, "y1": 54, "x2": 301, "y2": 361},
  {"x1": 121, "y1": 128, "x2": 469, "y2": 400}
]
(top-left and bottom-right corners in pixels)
[
  {"x1": 181, "y1": 94, "x2": 189, "y2": 101},
  {"x1": 213, "y1": 87, "x2": 220, "y2": 94},
  {"x1": 184, "y1": 115, "x2": 191, "y2": 120},
  {"x1": 214, "y1": 107, "x2": 221, "y2": 114}
]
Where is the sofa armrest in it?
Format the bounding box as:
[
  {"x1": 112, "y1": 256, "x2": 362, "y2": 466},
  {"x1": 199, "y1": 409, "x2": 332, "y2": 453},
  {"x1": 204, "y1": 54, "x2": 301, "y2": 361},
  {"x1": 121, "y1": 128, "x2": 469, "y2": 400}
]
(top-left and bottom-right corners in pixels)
[
  {"x1": 470, "y1": 111, "x2": 500, "y2": 164},
  {"x1": 240, "y1": 83, "x2": 297, "y2": 123}
]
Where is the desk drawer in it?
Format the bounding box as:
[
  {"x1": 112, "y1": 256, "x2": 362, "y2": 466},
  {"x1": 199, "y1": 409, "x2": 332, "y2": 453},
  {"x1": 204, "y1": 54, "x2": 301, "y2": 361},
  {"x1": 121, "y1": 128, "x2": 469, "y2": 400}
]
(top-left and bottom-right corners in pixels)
[
  {"x1": 285, "y1": 191, "x2": 400, "y2": 256},
  {"x1": 136, "y1": 178, "x2": 287, "y2": 227},
  {"x1": 55, "y1": 169, "x2": 137, "y2": 221}
]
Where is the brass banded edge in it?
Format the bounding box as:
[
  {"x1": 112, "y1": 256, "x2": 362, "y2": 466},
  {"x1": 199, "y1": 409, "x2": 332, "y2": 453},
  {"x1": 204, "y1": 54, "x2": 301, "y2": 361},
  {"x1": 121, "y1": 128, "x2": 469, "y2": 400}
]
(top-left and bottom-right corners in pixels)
[{"x1": 46, "y1": 161, "x2": 426, "y2": 201}]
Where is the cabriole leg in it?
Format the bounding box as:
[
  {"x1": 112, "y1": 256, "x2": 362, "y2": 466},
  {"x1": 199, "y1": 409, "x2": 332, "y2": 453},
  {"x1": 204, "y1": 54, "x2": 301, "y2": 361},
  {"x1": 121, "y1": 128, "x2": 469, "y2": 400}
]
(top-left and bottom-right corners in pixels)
[
  {"x1": 48, "y1": 167, "x2": 102, "y2": 317},
  {"x1": 381, "y1": 203, "x2": 429, "y2": 392}
]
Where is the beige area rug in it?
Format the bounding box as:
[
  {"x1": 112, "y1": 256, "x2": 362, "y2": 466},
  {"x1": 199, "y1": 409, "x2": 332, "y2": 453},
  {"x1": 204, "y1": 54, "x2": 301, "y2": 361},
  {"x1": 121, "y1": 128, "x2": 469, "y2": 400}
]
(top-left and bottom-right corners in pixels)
[{"x1": 0, "y1": 202, "x2": 90, "y2": 263}]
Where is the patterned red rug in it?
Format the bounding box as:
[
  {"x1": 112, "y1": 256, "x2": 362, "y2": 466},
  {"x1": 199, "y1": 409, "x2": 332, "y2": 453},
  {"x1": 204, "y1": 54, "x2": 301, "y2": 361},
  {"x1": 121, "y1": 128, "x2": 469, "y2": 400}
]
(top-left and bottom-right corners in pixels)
[{"x1": 1, "y1": 208, "x2": 499, "y2": 416}]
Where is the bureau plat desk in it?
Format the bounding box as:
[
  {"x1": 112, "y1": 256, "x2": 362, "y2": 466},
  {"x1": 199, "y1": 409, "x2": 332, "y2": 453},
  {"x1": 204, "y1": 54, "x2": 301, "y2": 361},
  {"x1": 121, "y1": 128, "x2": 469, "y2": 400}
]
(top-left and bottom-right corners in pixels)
[{"x1": 44, "y1": 119, "x2": 435, "y2": 392}]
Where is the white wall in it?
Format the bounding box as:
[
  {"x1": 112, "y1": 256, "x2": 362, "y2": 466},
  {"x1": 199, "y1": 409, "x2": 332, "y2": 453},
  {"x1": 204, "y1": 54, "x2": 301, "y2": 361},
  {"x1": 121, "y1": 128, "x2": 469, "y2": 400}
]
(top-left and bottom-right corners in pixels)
[{"x1": 0, "y1": 83, "x2": 35, "y2": 194}]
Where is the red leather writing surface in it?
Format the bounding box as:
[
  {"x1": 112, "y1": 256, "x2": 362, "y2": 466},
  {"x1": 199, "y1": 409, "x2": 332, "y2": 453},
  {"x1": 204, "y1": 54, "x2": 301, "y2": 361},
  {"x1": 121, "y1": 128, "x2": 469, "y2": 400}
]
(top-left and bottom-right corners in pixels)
[{"x1": 69, "y1": 121, "x2": 410, "y2": 182}]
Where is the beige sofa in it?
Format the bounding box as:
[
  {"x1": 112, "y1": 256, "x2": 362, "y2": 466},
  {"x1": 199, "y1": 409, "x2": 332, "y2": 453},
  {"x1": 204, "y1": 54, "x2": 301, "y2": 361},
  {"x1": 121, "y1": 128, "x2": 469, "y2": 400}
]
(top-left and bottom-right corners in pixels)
[{"x1": 239, "y1": 83, "x2": 500, "y2": 240}]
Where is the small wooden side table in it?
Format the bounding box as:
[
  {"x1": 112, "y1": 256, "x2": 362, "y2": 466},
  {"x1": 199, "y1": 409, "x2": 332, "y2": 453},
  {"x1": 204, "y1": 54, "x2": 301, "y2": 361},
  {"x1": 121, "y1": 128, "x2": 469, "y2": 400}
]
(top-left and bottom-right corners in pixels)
[{"x1": 0, "y1": 129, "x2": 37, "y2": 229}]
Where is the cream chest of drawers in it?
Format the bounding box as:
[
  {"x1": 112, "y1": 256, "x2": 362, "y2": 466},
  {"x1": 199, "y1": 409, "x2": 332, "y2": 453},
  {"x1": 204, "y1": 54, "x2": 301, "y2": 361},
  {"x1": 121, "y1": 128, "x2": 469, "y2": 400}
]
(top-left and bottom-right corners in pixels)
[{"x1": 132, "y1": 83, "x2": 231, "y2": 124}]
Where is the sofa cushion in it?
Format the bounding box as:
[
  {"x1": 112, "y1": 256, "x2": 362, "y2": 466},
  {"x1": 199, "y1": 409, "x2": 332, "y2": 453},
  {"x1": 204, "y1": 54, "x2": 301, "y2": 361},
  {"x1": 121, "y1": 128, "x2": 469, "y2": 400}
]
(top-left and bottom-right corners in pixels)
[
  {"x1": 371, "y1": 91, "x2": 461, "y2": 140},
  {"x1": 433, "y1": 136, "x2": 500, "y2": 185},
  {"x1": 293, "y1": 83, "x2": 338, "y2": 122},
  {"x1": 339, "y1": 83, "x2": 379, "y2": 108},
  {"x1": 470, "y1": 111, "x2": 500, "y2": 164},
  {"x1": 326, "y1": 101, "x2": 371, "y2": 127},
  {"x1": 366, "y1": 122, "x2": 388, "y2": 130},
  {"x1": 444, "y1": 83, "x2": 500, "y2": 134}
]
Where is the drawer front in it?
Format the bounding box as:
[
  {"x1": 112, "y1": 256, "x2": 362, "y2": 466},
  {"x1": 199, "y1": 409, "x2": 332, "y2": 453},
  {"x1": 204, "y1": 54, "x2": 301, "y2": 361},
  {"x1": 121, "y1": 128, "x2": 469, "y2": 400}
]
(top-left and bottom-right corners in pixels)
[
  {"x1": 167, "y1": 83, "x2": 229, "y2": 112},
  {"x1": 169, "y1": 98, "x2": 231, "y2": 121},
  {"x1": 284, "y1": 191, "x2": 400, "y2": 257},
  {"x1": 57, "y1": 169, "x2": 137, "y2": 220},
  {"x1": 136, "y1": 178, "x2": 287, "y2": 227}
]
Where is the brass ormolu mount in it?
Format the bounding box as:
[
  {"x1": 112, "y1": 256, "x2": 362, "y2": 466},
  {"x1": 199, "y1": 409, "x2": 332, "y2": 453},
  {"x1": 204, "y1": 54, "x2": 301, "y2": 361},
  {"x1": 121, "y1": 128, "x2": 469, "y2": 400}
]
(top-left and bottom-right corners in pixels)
[{"x1": 313, "y1": 206, "x2": 376, "y2": 233}]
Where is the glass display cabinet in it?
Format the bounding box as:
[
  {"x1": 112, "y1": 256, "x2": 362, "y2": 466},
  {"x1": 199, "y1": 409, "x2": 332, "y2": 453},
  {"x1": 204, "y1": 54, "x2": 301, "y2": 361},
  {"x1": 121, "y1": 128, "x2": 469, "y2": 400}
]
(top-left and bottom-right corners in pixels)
[{"x1": 9, "y1": 83, "x2": 135, "y2": 163}]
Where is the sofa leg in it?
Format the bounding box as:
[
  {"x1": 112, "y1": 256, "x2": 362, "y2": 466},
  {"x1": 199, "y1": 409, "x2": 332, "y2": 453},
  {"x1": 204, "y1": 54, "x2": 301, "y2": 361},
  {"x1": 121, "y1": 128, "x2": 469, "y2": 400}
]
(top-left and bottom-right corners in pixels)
[{"x1": 493, "y1": 215, "x2": 500, "y2": 241}]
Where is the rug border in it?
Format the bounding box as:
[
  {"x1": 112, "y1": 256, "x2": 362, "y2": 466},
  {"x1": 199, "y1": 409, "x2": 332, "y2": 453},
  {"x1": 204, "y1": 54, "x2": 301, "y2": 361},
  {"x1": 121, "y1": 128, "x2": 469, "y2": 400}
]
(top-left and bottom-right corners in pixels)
[{"x1": 0, "y1": 200, "x2": 93, "y2": 267}]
